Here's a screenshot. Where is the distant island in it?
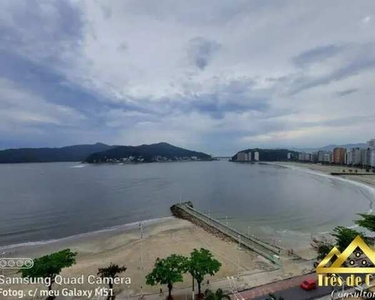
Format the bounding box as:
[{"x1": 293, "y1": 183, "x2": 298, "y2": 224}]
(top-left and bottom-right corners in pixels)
[
  {"x1": 0, "y1": 143, "x2": 113, "y2": 163},
  {"x1": 231, "y1": 148, "x2": 299, "y2": 162},
  {"x1": 0, "y1": 142, "x2": 213, "y2": 164},
  {"x1": 86, "y1": 142, "x2": 213, "y2": 163}
]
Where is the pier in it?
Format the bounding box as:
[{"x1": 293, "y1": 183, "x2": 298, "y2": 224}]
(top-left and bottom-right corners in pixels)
[{"x1": 171, "y1": 202, "x2": 282, "y2": 265}]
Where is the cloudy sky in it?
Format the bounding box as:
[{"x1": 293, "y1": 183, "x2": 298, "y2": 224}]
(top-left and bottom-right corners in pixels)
[{"x1": 0, "y1": 0, "x2": 374, "y2": 155}]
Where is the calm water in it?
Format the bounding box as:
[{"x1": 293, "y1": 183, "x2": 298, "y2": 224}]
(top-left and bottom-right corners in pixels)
[{"x1": 0, "y1": 160, "x2": 374, "y2": 248}]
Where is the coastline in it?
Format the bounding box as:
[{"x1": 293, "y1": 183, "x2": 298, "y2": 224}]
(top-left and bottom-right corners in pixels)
[
  {"x1": 2, "y1": 217, "x2": 278, "y2": 299},
  {"x1": 272, "y1": 162, "x2": 375, "y2": 189}
]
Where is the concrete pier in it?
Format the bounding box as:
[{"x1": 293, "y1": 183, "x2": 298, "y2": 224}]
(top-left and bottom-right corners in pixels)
[{"x1": 171, "y1": 202, "x2": 282, "y2": 265}]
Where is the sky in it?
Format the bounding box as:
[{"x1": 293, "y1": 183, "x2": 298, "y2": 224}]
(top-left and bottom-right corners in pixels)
[{"x1": 0, "y1": 0, "x2": 374, "y2": 155}]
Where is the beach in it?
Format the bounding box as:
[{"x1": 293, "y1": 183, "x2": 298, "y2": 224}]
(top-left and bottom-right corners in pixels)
[
  {"x1": 2, "y1": 162, "x2": 375, "y2": 299},
  {"x1": 1, "y1": 217, "x2": 279, "y2": 300},
  {"x1": 277, "y1": 162, "x2": 375, "y2": 188}
]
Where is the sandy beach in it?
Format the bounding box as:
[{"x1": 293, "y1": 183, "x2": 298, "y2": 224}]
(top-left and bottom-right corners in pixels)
[
  {"x1": 277, "y1": 162, "x2": 375, "y2": 188},
  {"x1": 1, "y1": 217, "x2": 278, "y2": 300},
  {"x1": 2, "y1": 162, "x2": 374, "y2": 299}
]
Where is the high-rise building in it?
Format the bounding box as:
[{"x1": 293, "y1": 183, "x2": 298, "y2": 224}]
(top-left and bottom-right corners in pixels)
[
  {"x1": 287, "y1": 152, "x2": 291, "y2": 160},
  {"x1": 371, "y1": 149, "x2": 375, "y2": 167},
  {"x1": 248, "y1": 152, "x2": 252, "y2": 161},
  {"x1": 346, "y1": 149, "x2": 352, "y2": 165},
  {"x1": 351, "y1": 148, "x2": 362, "y2": 165},
  {"x1": 361, "y1": 148, "x2": 371, "y2": 166},
  {"x1": 311, "y1": 152, "x2": 318, "y2": 163},
  {"x1": 254, "y1": 151, "x2": 259, "y2": 161},
  {"x1": 333, "y1": 147, "x2": 346, "y2": 164},
  {"x1": 236, "y1": 152, "x2": 246, "y2": 161},
  {"x1": 323, "y1": 153, "x2": 331, "y2": 163}
]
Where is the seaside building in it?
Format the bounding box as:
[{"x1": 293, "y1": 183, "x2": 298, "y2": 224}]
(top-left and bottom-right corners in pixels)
[
  {"x1": 287, "y1": 152, "x2": 291, "y2": 160},
  {"x1": 333, "y1": 147, "x2": 346, "y2": 164},
  {"x1": 371, "y1": 150, "x2": 375, "y2": 167},
  {"x1": 350, "y1": 148, "x2": 362, "y2": 166},
  {"x1": 311, "y1": 152, "x2": 318, "y2": 163},
  {"x1": 236, "y1": 152, "x2": 247, "y2": 161},
  {"x1": 361, "y1": 148, "x2": 371, "y2": 166},
  {"x1": 346, "y1": 149, "x2": 352, "y2": 165},
  {"x1": 254, "y1": 151, "x2": 260, "y2": 161},
  {"x1": 323, "y1": 153, "x2": 332, "y2": 163},
  {"x1": 248, "y1": 152, "x2": 252, "y2": 161}
]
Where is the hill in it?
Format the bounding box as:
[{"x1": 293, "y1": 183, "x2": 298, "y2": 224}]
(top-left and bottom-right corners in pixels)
[
  {"x1": 0, "y1": 143, "x2": 113, "y2": 163},
  {"x1": 231, "y1": 148, "x2": 299, "y2": 162},
  {"x1": 86, "y1": 142, "x2": 212, "y2": 163}
]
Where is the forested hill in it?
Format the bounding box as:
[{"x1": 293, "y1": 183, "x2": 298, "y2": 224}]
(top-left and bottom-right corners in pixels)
[
  {"x1": 0, "y1": 143, "x2": 113, "y2": 163},
  {"x1": 231, "y1": 148, "x2": 299, "y2": 161},
  {"x1": 86, "y1": 142, "x2": 212, "y2": 163}
]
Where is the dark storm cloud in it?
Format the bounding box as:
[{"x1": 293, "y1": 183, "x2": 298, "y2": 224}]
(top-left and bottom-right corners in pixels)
[{"x1": 187, "y1": 37, "x2": 221, "y2": 70}]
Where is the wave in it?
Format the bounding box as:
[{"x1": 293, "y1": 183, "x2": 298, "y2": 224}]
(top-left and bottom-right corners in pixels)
[{"x1": 0, "y1": 216, "x2": 174, "y2": 251}]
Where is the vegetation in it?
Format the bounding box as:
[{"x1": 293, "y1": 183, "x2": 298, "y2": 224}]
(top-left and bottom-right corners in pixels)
[
  {"x1": 19, "y1": 249, "x2": 77, "y2": 299},
  {"x1": 204, "y1": 289, "x2": 230, "y2": 300},
  {"x1": 332, "y1": 226, "x2": 368, "y2": 252},
  {"x1": 355, "y1": 214, "x2": 375, "y2": 232},
  {"x1": 0, "y1": 143, "x2": 112, "y2": 163},
  {"x1": 97, "y1": 263, "x2": 127, "y2": 300},
  {"x1": 186, "y1": 248, "x2": 221, "y2": 295},
  {"x1": 146, "y1": 254, "x2": 188, "y2": 299},
  {"x1": 86, "y1": 142, "x2": 212, "y2": 163}
]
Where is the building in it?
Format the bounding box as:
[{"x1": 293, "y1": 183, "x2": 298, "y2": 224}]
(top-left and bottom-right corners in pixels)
[
  {"x1": 361, "y1": 148, "x2": 371, "y2": 166},
  {"x1": 236, "y1": 152, "x2": 246, "y2": 161},
  {"x1": 323, "y1": 153, "x2": 332, "y2": 163},
  {"x1": 333, "y1": 147, "x2": 346, "y2": 164},
  {"x1": 254, "y1": 151, "x2": 259, "y2": 161},
  {"x1": 287, "y1": 152, "x2": 291, "y2": 160},
  {"x1": 311, "y1": 152, "x2": 318, "y2": 163},
  {"x1": 346, "y1": 149, "x2": 352, "y2": 165},
  {"x1": 371, "y1": 149, "x2": 375, "y2": 167},
  {"x1": 248, "y1": 152, "x2": 252, "y2": 161},
  {"x1": 351, "y1": 148, "x2": 362, "y2": 166}
]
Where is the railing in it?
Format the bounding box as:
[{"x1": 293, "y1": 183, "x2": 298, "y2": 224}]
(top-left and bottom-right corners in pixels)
[{"x1": 176, "y1": 203, "x2": 281, "y2": 265}]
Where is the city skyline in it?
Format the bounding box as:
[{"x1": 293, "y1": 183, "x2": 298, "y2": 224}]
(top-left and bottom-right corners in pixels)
[{"x1": 1, "y1": 1, "x2": 375, "y2": 156}]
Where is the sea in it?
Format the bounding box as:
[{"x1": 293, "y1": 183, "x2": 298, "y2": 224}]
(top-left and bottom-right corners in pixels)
[{"x1": 0, "y1": 159, "x2": 374, "y2": 250}]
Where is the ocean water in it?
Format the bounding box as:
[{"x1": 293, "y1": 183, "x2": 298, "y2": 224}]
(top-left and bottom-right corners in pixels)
[{"x1": 0, "y1": 160, "x2": 374, "y2": 249}]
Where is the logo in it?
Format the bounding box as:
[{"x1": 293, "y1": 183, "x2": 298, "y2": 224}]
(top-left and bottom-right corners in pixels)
[
  {"x1": 316, "y1": 236, "x2": 375, "y2": 287},
  {"x1": 0, "y1": 258, "x2": 34, "y2": 270}
]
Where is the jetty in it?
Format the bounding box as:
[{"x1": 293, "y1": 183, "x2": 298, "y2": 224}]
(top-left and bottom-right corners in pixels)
[{"x1": 171, "y1": 202, "x2": 282, "y2": 265}]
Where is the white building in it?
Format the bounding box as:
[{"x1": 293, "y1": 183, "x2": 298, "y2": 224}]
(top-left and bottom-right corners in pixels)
[
  {"x1": 371, "y1": 149, "x2": 375, "y2": 167},
  {"x1": 323, "y1": 153, "x2": 331, "y2": 163},
  {"x1": 236, "y1": 152, "x2": 246, "y2": 161},
  {"x1": 287, "y1": 152, "x2": 291, "y2": 160},
  {"x1": 248, "y1": 152, "x2": 252, "y2": 161},
  {"x1": 254, "y1": 151, "x2": 260, "y2": 161}
]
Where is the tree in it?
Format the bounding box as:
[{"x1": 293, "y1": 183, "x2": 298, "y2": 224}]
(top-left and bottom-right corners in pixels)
[
  {"x1": 97, "y1": 263, "x2": 127, "y2": 300},
  {"x1": 146, "y1": 254, "x2": 187, "y2": 299},
  {"x1": 332, "y1": 226, "x2": 368, "y2": 252},
  {"x1": 186, "y1": 248, "x2": 221, "y2": 296},
  {"x1": 204, "y1": 289, "x2": 230, "y2": 300},
  {"x1": 19, "y1": 249, "x2": 76, "y2": 300},
  {"x1": 355, "y1": 214, "x2": 375, "y2": 232}
]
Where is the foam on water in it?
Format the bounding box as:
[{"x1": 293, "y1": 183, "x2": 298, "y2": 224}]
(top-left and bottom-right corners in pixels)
[{"x1": 0, "y1": 216, "x2": 174, "y2": 251}]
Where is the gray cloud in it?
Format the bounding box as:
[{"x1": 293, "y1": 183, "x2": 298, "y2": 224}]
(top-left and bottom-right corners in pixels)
[
  {"x1": 187, "y1": 37, "x2": 221, "y2": 70},
  {"x1": 335, "y1": 88, "x2": 359, "y2": 97},
  {"x1": 292, "y1": 44, "x2": 343, "y2": 67}
]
